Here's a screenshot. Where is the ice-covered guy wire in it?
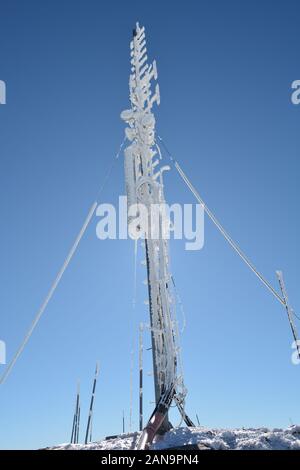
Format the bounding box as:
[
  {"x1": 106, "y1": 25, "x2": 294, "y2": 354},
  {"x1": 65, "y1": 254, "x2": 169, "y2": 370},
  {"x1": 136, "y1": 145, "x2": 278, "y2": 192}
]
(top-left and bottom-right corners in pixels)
[
  {"x1": 0, "y1": 140, "x2": 126, "y2": 385},
  {"x1": 156, "y1": 136, "x2": 300, "y2": 362}
]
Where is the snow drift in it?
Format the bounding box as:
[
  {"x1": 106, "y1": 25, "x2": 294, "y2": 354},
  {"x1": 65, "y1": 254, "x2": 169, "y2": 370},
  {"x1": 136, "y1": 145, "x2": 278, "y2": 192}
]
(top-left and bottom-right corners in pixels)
[{"x1": 49, "y1": 425, "x2": 300, "y2": 451}]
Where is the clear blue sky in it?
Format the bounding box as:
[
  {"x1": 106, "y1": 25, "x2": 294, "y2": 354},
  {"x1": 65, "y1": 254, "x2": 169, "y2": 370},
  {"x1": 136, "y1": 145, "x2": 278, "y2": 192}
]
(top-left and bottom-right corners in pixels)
[{"x1": 0, "y1": 0, "x2": 300, "y2": 449}]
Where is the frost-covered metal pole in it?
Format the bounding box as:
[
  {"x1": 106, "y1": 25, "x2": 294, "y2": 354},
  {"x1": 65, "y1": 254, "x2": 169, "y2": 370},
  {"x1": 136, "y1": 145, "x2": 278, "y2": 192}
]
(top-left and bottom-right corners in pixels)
[
  {"x1": 121, "y1": 23, "x2": 186, "y2": 434},
  {"x1": 85, "y1": 363, "x2": 99, "y2": 444},
  {"x1": 71, "y1": 381, "x2": 80, "y2": 444},
  {"x1": 139, "y1": 323, "x2": 143, "y2": 431}
]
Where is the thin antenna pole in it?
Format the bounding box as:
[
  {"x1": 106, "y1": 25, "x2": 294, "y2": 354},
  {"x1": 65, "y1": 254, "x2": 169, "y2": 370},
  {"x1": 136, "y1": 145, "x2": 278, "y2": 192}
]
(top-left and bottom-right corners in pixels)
[
  {"x1": 76, "y1": 404, "x2": 81, "y2": 444},
  {"x1": 85, "y1": 363, "x2": 99, "y2": 445},
  {"x1": 196, "y1": 414, "x2": 200, "y2": 426},
  {"x1": 70, "y1": 413, "x2": 76, "y2": 444},
  {"x1": 89, "y1": 413, "x2": 93, "y2": 443},
  {"x1": 73, "y1": 413, "x2": 78, "y2": 444},
  {"x1": 71, "y1": 381, "x2": 80, "y2": 444},
  {"x1": 139, "y1": 323, "x2": 144, "y2": 431},
  {"x1": 129, "y1": 349, "x2": 134, "y2": 432},
  {"x1": 75, "y1": 381, "x2": 81, "y2": 444},
  {"x1": 122, "y1": 410, "x2": 125, "y2": 434}
]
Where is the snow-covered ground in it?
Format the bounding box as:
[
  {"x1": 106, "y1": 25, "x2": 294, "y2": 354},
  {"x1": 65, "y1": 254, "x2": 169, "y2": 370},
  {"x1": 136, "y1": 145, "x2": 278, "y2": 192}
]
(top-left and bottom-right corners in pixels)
[{"x1": 50, "y1": 425, "x2": 300, "y2": 450}]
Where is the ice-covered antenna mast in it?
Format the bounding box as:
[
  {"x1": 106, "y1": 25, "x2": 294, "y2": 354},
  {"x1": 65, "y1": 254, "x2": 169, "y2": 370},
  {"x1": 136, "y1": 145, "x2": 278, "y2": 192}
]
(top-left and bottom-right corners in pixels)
[{"x1": 121, "y1": 23, "x2": 193, "y2": 445}]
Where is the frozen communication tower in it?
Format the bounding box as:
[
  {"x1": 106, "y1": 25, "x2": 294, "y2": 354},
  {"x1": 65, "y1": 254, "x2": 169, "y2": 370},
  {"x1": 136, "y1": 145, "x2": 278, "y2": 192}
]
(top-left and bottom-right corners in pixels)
[{"x1": 121, "y1": 23, "x2": 193, "y2": 445}]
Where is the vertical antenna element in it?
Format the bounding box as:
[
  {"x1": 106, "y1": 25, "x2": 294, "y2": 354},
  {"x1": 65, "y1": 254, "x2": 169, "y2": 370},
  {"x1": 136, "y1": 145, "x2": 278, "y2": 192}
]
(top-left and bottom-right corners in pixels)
[
  {"x1": 139, "y1": 323, "x2": 144, "y2": 431},
  {"x1": 89, "y1": 413, "x2": 93, "y2": 443},
  {"x1": 70, "y1": 381, "x2": 80, "y2": 444},
  {"x1": 85, "y1": 363, "x2": 99, "y2": 444},
  {"x1": 129, "y1": 349, "x2": 134, "y2": 432},
  {"x1": 70, "y1": 403, "x2": 76, "y2": 443},
  {"x1": 76, "y1": 402, "x2": 81, "y2": 444},
  {"x1": 122, "y1": 410, "x2": 125, "y2": 434}
]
